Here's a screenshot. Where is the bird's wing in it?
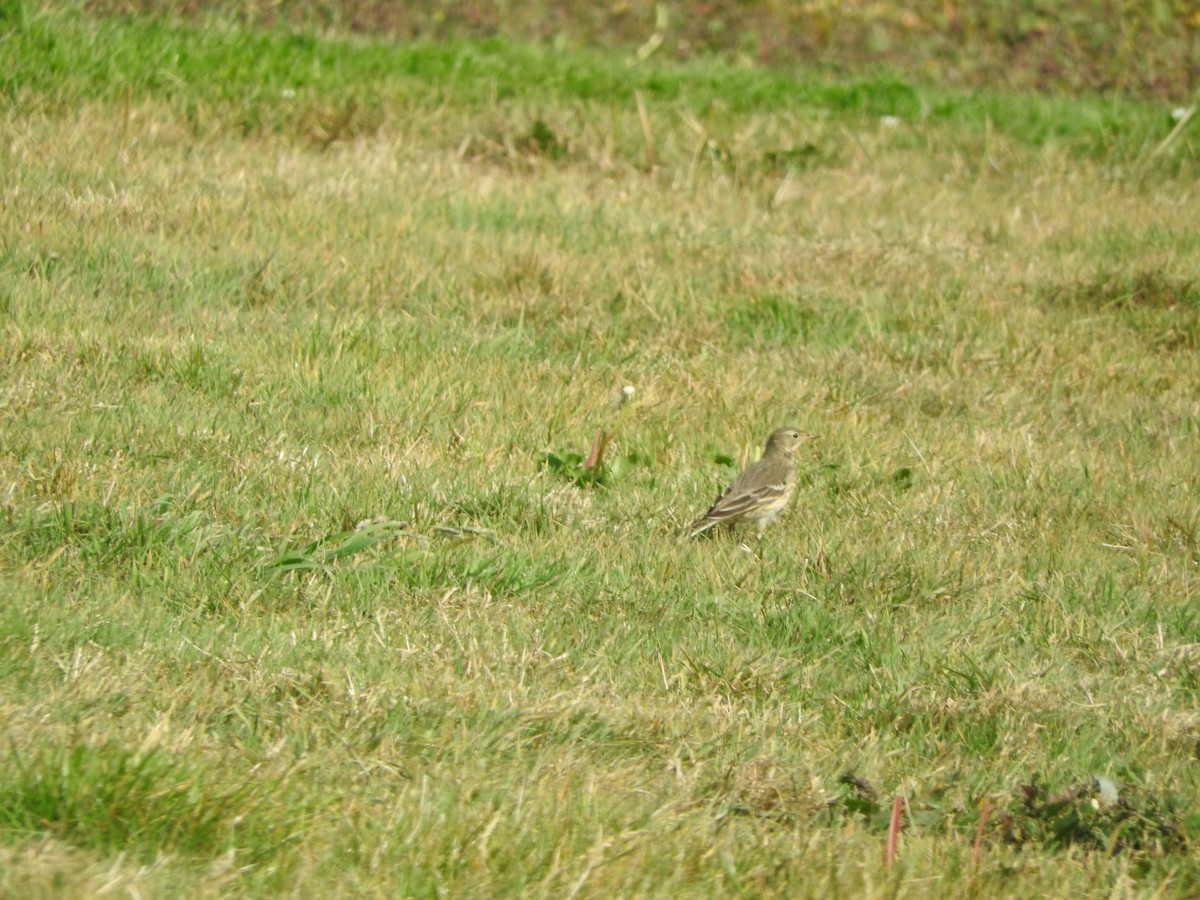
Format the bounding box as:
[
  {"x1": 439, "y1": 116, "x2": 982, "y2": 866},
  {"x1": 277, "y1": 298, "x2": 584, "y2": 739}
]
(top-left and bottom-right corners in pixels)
[{"x1": 691, "y1": 460, "x2": 787, "y2": 526}]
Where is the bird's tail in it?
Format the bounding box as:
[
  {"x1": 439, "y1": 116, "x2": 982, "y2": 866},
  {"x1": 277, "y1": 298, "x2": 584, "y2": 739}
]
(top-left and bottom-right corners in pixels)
[{"x1": 684, "y1": 517, "x2": 719, "y2": 539}]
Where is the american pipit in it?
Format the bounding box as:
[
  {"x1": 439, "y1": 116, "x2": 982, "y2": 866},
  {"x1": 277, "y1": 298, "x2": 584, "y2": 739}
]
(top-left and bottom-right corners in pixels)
[{"x1": 688, "y1": 426, "x2": 816, "y2": 539}]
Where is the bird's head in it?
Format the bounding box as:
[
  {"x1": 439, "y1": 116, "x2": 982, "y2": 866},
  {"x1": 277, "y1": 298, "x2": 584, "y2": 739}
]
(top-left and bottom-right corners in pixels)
[{"x1": 767, "y1": 426, "x2": 817, "y2": 457}]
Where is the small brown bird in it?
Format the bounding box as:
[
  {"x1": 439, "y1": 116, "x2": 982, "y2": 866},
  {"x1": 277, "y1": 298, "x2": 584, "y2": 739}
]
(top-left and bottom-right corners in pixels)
[{"x1": 688, "y1": 426, "x2": 816, "y2": 538}]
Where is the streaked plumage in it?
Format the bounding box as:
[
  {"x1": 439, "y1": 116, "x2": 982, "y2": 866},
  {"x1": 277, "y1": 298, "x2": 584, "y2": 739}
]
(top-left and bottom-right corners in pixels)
[{"x1": 688, "y1": 426, "x2": 815, "y2": 538}]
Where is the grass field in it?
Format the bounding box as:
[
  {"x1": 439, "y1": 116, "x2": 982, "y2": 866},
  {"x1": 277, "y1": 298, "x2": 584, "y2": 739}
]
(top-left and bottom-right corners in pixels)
[{"x1": 2, "y1": 3, "x2": 1200, "y2": 896}]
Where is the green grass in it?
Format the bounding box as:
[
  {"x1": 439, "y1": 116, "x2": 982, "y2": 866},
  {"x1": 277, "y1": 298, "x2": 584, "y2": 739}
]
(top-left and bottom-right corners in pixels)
[
  {"x1": 79, "y1": 0, "x2": 1200, "y2": 100},
  {"x1": 2, "y1": 4, "x2": 1190, "y2": 160},
  {"x1": 2, "y1": 3, "x2": 1200, "y2": 896}
]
